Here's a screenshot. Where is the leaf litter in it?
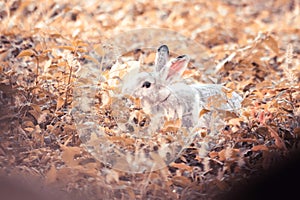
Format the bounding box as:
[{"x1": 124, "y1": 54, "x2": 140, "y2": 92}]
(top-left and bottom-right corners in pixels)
[{"x1": 0, "y1": 0, "x2": 300, "y2": 199}]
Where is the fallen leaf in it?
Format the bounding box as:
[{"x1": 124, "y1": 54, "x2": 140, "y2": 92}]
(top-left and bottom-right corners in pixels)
[
  {"x1": 251, "y1": 145, "x2": 268, "y2": 151},
  {"x1": 56, "y1": 96, "x2": 65, "y2": 110},
  {"x1": 45, "y1": 165, "x2": 57, "y2": 185},
  {"x1": 17, "y1": 49, "x2": 36, "y2": 57},
  {"x1": 172, "y1": 176, "x2": 192, "y2": 187}
]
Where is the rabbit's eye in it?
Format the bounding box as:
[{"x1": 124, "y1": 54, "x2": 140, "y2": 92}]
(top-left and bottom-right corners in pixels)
[
  {"x1": 177, "y1": 55, "x2": 186, "y2": 59},
  {"x1": 142, "y1": 81, "x2": 151, "y2": 88}
]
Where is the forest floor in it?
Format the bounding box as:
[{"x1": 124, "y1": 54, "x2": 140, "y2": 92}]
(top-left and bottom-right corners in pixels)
[{"x1": 0, "y1": 0, "x2": 300, "y2": 199}]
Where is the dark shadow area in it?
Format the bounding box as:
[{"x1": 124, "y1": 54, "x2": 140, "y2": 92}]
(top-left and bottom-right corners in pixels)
[
  {"x1": 221, "y1": 150, "x2": 300, "y2": 200},
  {"x1": 0, "y1": 175, "x2": 70, "y2": 200}
]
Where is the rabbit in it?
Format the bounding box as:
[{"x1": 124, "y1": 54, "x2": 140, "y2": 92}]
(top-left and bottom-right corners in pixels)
[{"x1": 121, "y1": 45, "x2": 242, "y2": 133}]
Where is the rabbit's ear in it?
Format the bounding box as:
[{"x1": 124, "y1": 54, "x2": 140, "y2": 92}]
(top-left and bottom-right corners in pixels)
[
  {"x1": 155, "y1": 45, "x2": 169, "y2": 72},
  {"x1": 162, "y1": 55, "x2": 189, "y2": 83}
]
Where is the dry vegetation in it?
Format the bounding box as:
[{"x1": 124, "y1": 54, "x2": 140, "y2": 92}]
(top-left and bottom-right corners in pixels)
[{"x1": 0, "y1": 0, "x2": 300, "y2": 199}]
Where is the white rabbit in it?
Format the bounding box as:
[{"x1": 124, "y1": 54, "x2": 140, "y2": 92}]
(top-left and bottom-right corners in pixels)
[{"x1": 121, "y1": 45, "x2": 242, "y2": 133}]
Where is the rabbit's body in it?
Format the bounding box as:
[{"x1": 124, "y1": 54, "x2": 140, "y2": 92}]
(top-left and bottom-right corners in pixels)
[
  {"x1": 192, "y1": 84, "x2": 242, "y2": 111},
  {"x1": 121, "y1": 45, "x2": 242, "y2": 132},
  {"x1": 159, "y1": 82, "x2": 200, "y2": 128}
]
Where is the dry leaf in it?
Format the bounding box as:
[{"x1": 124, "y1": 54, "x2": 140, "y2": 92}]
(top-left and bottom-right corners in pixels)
[
  {"x1": 29, "y1": 104, "x2": 42, "y2": 121},
  {"x1": 264, "y1": 35, "x2": 279, "y2": 54},
  {"x1": 169, "y1": 163, "x2": 192, "y2": 171},
  {"x1": 93, "y1": 44, "x2": 105, "y2": 56},
  {"x1": 17, "y1": 49, "x2": 36, "y2": 57},
  {"x1": 267, "y1": 126, "x2": 287, "y2": 150},
  {"x1": 45, "y1": 165, "x2": 57, "y2": 185},
  {"x1": 172, "y1": 176, "x2": 192, "y2": 187},
  {"x1": 1, "y1": 1, "x2": 299, "y2": 199},
  {"x1": 251, "y1": 145, "x2": 268, "y2": 151},
  {"x1": 57, "y1": 46, "x2": 75, "y2": 51},
  {"x1": 199, "y1": 109, "x2": 210, "y2": 118},
  {"x1": 61, "y1": 146, "x2": 81, "y2": 166},
  {"x1": 56, "y1": 96, "x2": 65, "y2": 110}
]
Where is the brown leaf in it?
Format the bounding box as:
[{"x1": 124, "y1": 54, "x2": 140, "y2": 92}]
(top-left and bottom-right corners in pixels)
[
  {"x1": 264, "y1": 35, "x2": 279, "y2": 54},
  {"x1": 83, "y1": 55, "x2": 100, "y2": 65},
  {"x1": 61, "y1": 145, "x2": 81, "y2": 167},
  {"x1": 172, "y1": 176, "x2": 192, "y2": 187},
  {"x1": 218, "y1": 149, "x2": 226, "y2": 161},
  {"x1": 63, "y1": 124, "x2": 76, "y2": 134},
  {"x1": 228, "y1": 117, "x2": 243, "y2": 126},
  {"x1": 29, "y1": 104, "x2": 42, "y2": 122},
  {"x1": 45, "y1": 165, "x2": 57, "y2": 185},
  {"x1": 56, "y1": 96, "x2": 65, "y2": 110},
  {"x1": 22, "y1": 120, "x2": 35, "y2": 127},
  {"x1": 209, "y1": 151, "x2": 218, "y2": 159},
  {"x1": 169, "y1": 163, "x2": 192, "y2": 171},
  {"x1": 17, "y1": 49, "x2": 36, "y2": 58},
  {"x1": 57, "y1": 46, "x2": 75, "y2": 51},
  {"x1": 267, "y1": 125, "x2": 287, "y2": 150},
  {"x1": 162, "y1": 119, "x2": 181, "y2": 132},
  {"x1": 93, "y1": 44, "x2": 105, "y2": 57},
  {"x1": 214, "y1": 179, "x2": 229, "y2": 191},
  {"x1": 24, "y1": 127, "x2": 35, "y2": 132},
  {"x1": 199, "y1": 109, "x2": 210, "y2": 118},
  {"x1": 31, "y1": 125, "x2": 43, "y2": 143},
  {"x1": 251, "y1": 145, "x2": 268, "y2": 151}
]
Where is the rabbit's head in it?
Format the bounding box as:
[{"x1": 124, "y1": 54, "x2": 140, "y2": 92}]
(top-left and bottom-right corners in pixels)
[{"x1": 121, "y1": 45, "x2": 190, "y2": 108}]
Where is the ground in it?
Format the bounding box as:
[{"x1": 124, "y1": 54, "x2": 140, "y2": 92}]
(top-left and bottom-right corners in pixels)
[{"x1": 0, "y1": 0, "x2": 300, "y2": 199}]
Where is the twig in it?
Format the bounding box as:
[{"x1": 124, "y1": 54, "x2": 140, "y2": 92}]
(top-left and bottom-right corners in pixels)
[
  {"x1": 64, "y1": 61, "x2": 73, "y2": 108},
  {"x1": 266, "y1": 125, "x2": 287, "y2": 151},
  {"x1": 214, "y1": 52, "x2": 236, "y2": 74},
  {"x1": 35, "y1": 56, "x2": 39, "y2": 85}
]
